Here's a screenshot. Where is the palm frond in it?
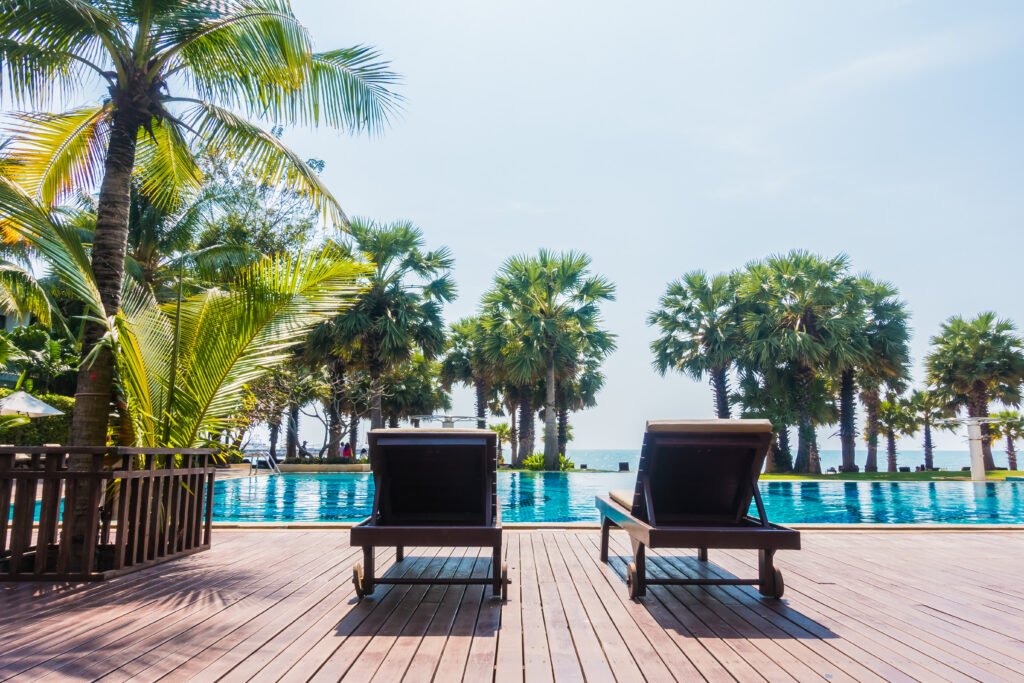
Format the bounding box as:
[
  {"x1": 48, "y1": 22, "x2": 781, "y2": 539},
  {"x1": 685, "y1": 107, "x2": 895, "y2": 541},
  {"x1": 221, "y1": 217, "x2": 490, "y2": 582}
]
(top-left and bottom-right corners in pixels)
[
  {"x1": 147, "y1": 243, "x2": 371, "y2": 446},
  {"x1": 179, "y1": 100, "x2": 345, "y2": 225},
  {"x1": 4, "y1": 105, "x2": 112, "y2": 204},
  {"x1": 0, "y1": 260, "x2": 51, "y2": 325},
  {"x1": 0, "y1": 176, "x2": 104, "y2": 317},
  {"x1": 133, "y1": 119, "x2": 203, "y2": 210}
]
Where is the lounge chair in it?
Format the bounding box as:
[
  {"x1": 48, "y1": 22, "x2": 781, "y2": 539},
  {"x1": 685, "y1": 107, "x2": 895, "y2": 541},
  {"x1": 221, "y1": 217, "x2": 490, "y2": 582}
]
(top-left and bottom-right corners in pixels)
[
  {"x1": 350, "y1": 428, "x2": 508, "y2": 601},
  {"x1": 595, "y1": 419, "x2": 800, "y2": 599}
]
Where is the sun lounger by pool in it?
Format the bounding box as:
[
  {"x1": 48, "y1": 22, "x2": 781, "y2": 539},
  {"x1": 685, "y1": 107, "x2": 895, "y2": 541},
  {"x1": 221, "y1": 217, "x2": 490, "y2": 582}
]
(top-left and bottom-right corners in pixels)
[
  {"x1": 350, "y1": 428, "x2": 508, "y2": 600},
  {"x1": 595, "y1": 419, "x2": 800, "y2": 599}
]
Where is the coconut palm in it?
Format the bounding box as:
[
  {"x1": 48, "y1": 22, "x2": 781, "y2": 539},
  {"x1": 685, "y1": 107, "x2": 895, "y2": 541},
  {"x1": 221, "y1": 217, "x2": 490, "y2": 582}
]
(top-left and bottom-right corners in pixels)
[
  {"x1": 907, "y1": 389, "x2": 954, "y2": 470},
  {"x1": 738, "y1": 251, "x2": 860, "y2": 473},
  {"x1": 990, "y1": 410, "x2": 1024, "y2": 471},
  {"x1": 649, "y1": 271, "x2": 740, "y2": 418},
  {"x1": 482, "y1": 250, "x2": 615, "y2": 470},
  {"x1": 1, "y1": 0, "x2": 400, "y2": 447},
  {"x1": 328, "y1": 219, "x2": 454, "y2": 429},
  {"x1": 440, "y1": 316, "x2": 496, "y2": 429},
  {"x1": 926, "y1": 313, "x2": 1024, "y2": 470}
]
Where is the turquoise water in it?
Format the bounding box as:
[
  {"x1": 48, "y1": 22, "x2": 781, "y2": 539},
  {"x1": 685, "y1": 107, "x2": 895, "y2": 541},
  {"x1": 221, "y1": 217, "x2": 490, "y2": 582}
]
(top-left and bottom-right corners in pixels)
[{"x1": 212, "y1": 473, "x2": 1024, "y2": 524}]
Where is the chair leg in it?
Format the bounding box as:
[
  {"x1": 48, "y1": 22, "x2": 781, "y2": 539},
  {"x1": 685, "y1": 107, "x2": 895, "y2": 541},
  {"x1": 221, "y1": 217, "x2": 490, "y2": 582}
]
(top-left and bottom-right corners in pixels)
[
  {"x1": 758, "y1": 548, "x2": 783, "y2": 598},
  {"x1": 395, "y1": 546, "x2": 404, "y2": 562},
  {"x1": 362, "y1": 545, "x2": 376, "y2": 596},
  {"x1": 697, "y1": 547, "x2": 708, "y2": 562},
  {"x1": 630, "y1": 537, "x2": 647, "y2": 597},
  {"x1": 600, "y1": 517, "x2": 612, "y2": 562}
]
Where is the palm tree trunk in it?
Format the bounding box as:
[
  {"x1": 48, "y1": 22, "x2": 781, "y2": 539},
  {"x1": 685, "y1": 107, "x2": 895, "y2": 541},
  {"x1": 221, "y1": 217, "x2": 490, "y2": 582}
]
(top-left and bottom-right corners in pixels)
[
  {"x1": 326, "y1": 360, "x2": 344, "y2": 459},
  {"x1": 794, "y1": 368, "x2": 814, "y2": 473},
  {"x1": 388, "y1": 415, "x2": 399, "y2": 428},
  {"x1": 369, "y1": 362, "x2": 384, "y2": 429},
  {"x1": 474, "y1": 379, "x2": 487, "y2": 429},
  {"x1": 543, "y1": 356, "x2": 558, "y2": 470},
  {"x1": 923, "y1": 422, "x2": 934, "y2": 470},
  {"x1": 1007, "y1": 435, "x2": 1018, "y2": 471},
  {"x1": 509, "y1": 406, "x2": 519, "y2": 467},
  {"x1": 886, "y1": 428, "x2": 898, "y2": 473},
  {"x1": 349, "y1": 410, "x2": 359, "y2": 453},
  {"x1": 773, "y1": 427, "x2": 793, "y2": 472},
  {"x1": 268, "y1": 419, "x2": 281, "y2": 460},
  {"x1": 286, "y1": 403, "x2": 300, "y2": 459},
  {"x1": 839, "y1": 369, "x2": 857, "y2": 471},
  {"x1": 67, "y1": 113, "x2": 140, "y2": 571},
  {"x1": 711, "y1": 367, "x2": 731, "y2": 419},
  {"x1": 970, "y1": 389, "x2": 996, "y2": 470},
  {"x1": 518, "y1": 393, "x2": 533, "y2": 461},
  {"x1": 557, "y1": 403, "x2": 568, "y2": 458},
  {"x1": 864, "y1": 390, "x2": 880, "y2": 472},
  {"x1": 327, "y1": 401, "x2": 342, "y2": 459}
]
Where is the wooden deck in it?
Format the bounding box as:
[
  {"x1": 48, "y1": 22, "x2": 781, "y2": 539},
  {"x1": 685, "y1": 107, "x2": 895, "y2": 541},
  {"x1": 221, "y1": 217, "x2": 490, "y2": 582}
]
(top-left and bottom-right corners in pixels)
[{"x1": 2, "y1": 529, "x2": 1023, "y2": 682}]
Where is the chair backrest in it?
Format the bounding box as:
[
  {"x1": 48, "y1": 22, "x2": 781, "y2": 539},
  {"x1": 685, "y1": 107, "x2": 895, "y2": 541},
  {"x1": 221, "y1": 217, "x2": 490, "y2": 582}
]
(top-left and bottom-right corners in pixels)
[
  {"x1": 629, "y1": 419, "x2": 774, "y2": 525},
  {"x1": 368, "y1": 428, "x2": 498, "y2": 526}
]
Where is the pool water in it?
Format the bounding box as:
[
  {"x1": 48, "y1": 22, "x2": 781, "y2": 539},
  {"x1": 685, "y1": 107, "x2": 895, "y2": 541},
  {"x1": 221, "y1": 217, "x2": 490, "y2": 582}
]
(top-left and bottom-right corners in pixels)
[{"x1": 213, "y1": 473, "x2": 1024, "y2": 524}]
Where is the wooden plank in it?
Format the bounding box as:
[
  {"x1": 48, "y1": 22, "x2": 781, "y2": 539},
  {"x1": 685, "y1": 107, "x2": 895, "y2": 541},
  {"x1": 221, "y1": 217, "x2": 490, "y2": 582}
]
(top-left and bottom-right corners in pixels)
[
  {"x1": 518, "y1": 529, "x2": 553, "y2": 683},
  {"x1": 492, "y1": 531, "x2": 523, "y2": 683}
]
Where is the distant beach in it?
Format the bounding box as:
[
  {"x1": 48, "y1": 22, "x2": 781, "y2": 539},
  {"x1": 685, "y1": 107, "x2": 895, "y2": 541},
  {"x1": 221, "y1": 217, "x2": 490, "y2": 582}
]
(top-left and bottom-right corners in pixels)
[{"x1": 566, "y1": 449, "x2": 992, "y2": 473}]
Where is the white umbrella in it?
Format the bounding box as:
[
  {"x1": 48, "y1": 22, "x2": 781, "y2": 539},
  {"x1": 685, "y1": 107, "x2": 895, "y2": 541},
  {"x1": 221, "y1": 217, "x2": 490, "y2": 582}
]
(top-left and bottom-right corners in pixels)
[{"x1": 0, "y1": 391, "x2": 64, "y2": 418}]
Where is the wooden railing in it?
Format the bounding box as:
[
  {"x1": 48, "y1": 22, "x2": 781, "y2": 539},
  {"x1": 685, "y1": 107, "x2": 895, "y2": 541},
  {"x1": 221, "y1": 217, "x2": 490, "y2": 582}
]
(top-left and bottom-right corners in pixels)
[{"x1": 0, "y1": 446, "x2": 216, "y2": 581}]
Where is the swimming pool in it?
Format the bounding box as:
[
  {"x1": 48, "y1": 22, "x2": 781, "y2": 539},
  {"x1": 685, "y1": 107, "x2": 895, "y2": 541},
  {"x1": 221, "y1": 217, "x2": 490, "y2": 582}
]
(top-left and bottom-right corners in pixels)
[{"x1": 213, "y1": 473, "x2": 1024, "y2": 524}]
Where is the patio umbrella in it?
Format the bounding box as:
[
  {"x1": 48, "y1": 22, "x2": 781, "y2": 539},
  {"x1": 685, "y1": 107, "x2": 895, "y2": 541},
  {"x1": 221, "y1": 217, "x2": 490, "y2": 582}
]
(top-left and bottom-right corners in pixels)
[{"x1": 0, "y1": 391, "x2": 64, "y2": 418}]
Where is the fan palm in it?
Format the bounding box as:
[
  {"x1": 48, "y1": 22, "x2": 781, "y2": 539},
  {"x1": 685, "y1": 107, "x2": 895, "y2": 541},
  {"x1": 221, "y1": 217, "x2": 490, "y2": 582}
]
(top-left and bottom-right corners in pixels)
[
  {"x1": 440, "y1": 316, "x2": 496, "y2": 429},
  {"x1": 908, "y1": 389, "x2": 954, "y2": 470},
  {"x1": 482, "y1": 250, "x2": 616, "y2": 470},
  {"x1": 381, "y1": 353, "x2": 451, "y2": 427},
  {"x1": 649, "y1": 270, "x2": 741, "y2": 418},
  {"x1": 926, "y1": 313, "x2": 1024, "y2": 470},
  {"x1": 556, "y1": 359, "x2": 604, "y2": 458},
  {"x1": 878, "y1": 394, "x2": 916, "y2": 473},
  {"x1": 989, "y1": 410, "x2": 1024, "y2": 471},
  {"x1": 1, "y1": 0, "x2": 400, "y2": 447},
  {"x1": 325, "y1": 219, "x2": 454, "y2": 429},
  {"x1": 738, "y1": 251, "x2": 860, "y2": 473}
]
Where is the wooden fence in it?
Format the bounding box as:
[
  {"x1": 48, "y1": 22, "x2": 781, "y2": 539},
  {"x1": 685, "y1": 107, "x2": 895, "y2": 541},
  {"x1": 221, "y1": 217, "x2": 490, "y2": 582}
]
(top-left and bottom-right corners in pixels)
[{"x1": 0, "y1": 446, "x2": 216, "y2": 581}]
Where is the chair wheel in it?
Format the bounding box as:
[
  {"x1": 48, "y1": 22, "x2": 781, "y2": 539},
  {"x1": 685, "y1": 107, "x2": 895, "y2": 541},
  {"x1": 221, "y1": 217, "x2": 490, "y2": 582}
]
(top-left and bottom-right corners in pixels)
[
  {"x1": 353, "y1": 564, "x2": 364, "y2": 599},
  {"x1": 771, "y1": 568, "x2": 785, "y2": 599},
  {"x1": 627, "y1": 562, "x2": 640, "y2": 599},
  {"x1": 760, "y1": 567, "x2": 785, "y2": 599},
  {"x1": 501, "y1": 562, "x2": 509, "y2": 602}
]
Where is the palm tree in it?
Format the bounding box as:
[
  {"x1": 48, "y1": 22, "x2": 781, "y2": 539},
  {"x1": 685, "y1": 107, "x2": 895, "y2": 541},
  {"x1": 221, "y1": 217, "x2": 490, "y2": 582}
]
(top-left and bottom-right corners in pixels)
[
  {"x1": 440, "y1": 316, "x2": 495, "y2": 429},
  {"x1": 329, "y1": 219, "x2": 454, "y2": 429},
  {"x1": 556, "y1": 359, "x2": 605, "y2": 458},
  {"x1": 926, "y1": 313, "x2": 1024, "y2": 470},
  {"x1": 2, "y1": 184, "x2": 370, "y2": 568},
  {"x1": 381, "y1": 354, "x2": 451, "y2": 427},
  {"x1": 908, "y1": 389, "x2": 954, "y2": 470},
  {"x1": 1, "y1": 0, "x2": 400, "y2": 448},
  {"x1": 837, "y1": 278, "x2": 910, "y2": 472},
  {"x1": 482, "y1": 250, "x2": 616, "y2": 470},
  {"x1": 990, "y1": 410, "x2": 1024, "y2": 471},
  {"x1": 738, "y1": 251, "x2": 860, "y2": 473},
  {"x1": 649, "y1": 271, "x2": 740, "y2": 418},
  {"x1": 878, "y1": 394, "x2": 915, "y2": 473},
  {"x1": 489, "y1": 422, "x2": 512, "y2": 463}
]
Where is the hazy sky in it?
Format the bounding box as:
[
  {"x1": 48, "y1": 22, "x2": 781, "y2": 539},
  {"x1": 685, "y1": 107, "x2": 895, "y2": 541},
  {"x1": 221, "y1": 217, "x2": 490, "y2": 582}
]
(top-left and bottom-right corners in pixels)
[
  {"x1": 9, "y1": 2, "x2": 1023, "y2": 453},
  {"x1": 278, "y1": 1, "x2": 1024, "y2": 451}
]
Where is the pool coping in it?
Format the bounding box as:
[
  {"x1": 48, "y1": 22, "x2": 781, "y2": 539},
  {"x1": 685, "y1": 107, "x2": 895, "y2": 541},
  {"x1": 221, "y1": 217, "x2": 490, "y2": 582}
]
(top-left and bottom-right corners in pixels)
[{"x1": 209, "y1": 522, "x2": 1024, "y2": 531}]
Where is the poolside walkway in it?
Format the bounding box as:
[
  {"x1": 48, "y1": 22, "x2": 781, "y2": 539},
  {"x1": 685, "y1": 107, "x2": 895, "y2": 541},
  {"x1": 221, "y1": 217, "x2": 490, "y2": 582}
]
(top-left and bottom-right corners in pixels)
[{"x1": 2, "y1": 530, "x2": 1023, "y2": 682}]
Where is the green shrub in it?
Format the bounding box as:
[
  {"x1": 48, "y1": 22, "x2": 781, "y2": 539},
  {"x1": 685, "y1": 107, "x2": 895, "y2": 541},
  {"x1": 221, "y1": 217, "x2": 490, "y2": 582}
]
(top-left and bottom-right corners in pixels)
[
  {"x1": 521, "y1": 452, "x2": 574, "y2": 471},
  {"x1": 0, "y1": 388, "x2": 74, "y2": 446}
]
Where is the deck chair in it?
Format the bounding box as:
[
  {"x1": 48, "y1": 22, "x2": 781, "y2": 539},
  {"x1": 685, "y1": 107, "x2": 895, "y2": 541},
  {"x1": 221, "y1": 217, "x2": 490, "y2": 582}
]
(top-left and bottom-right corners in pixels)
[
  {"x1": 595, "y1": 419, "x2": 800, "y2": 599},
  {"x1": 350, "y1": 428, "x2": 508, "y2": 601}
]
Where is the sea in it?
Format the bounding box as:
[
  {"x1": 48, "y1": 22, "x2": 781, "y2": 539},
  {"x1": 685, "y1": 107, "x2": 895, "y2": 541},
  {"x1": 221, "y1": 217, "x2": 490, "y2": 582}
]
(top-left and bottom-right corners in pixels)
[{"x1": 565, "y1": 449, "x2": 992, "y2": 472}]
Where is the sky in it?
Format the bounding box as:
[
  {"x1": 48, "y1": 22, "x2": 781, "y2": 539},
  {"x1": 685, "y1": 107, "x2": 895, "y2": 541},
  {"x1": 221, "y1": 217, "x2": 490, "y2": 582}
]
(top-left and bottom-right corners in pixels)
[
  {"x1": 8, "y1": 1, "x2": 1024, "y2": 453},
  {"x1": 275, "y1": 1, "x2": 1024, "y2": 451}
]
